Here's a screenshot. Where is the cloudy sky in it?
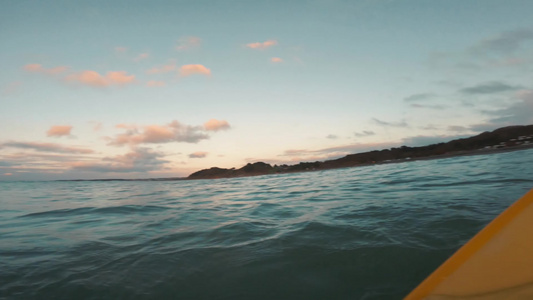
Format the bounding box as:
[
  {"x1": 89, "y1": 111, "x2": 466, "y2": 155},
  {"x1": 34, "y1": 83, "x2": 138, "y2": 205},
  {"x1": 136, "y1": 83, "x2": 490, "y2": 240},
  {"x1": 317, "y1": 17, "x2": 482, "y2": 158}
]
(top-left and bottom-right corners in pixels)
[{"x1": 1, "y1": 0, "x2": 533, "y2": 180}]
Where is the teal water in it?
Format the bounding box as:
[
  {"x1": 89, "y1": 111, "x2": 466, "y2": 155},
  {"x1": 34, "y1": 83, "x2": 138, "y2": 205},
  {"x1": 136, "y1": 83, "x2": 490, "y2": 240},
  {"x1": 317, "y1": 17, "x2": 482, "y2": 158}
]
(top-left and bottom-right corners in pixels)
[{"x1": 1, "y1": 149, "x2": 533, "y2": 299}]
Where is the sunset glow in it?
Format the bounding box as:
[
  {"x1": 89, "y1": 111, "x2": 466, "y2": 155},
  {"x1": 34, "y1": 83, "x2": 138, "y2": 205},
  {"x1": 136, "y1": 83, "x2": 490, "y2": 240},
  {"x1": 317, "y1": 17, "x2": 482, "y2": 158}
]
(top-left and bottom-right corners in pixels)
[{"x1": 1, "y1": 1, "x2": 533, "y2": 180}]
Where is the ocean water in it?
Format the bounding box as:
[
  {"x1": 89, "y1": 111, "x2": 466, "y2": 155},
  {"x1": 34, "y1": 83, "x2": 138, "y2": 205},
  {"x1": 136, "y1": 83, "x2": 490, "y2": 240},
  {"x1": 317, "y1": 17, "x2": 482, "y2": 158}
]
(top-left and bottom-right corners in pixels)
[{"x1": 1, "y1": 149, "x2": 533, "y2": 300}]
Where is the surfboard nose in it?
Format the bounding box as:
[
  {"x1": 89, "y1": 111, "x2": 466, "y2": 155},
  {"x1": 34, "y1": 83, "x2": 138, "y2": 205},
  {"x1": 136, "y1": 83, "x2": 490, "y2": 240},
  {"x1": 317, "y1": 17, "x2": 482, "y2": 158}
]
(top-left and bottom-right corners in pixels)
[{"x1": 405, "y1": 188, "x2": 533, "y2": 299}]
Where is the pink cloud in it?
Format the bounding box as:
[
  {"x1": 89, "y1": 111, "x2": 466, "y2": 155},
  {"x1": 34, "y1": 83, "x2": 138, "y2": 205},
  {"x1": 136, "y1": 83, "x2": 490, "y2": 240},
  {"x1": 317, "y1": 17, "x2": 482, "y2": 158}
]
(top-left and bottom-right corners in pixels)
[
  {"x1": 69, "y1": 147, "x2": 168, "y2": 173},
  {"x1": 176, "y1": 36, "x2": 202, "y2": 50},
  {"x1": 271, "y1": 57, "x2": 283, "y2": 63},
  {"x1": 106, "y1": 71, "x2": 135, "y2": 84},
  {"x1": 115, "y1": 46, "x2": 128, "y2": 53},
  {"x1": 146, "y1": 62, "x2": 176, "y2": 74},
  {"x1": 142, "y1": 125, "x2": 175, "y2": 143},
  {"x1": 189, "y1": 151, "x2": 208, "y2": 158},
  {"x1": 204, "y1": 119, "x2": 230, "y2": 131},
  {"x1": 65, "y1": 71, "x2": 107, "y2": 86},
  {"x1": 135, "y1": 53, "x2": 150, "y2": 62},
  {"x1": 24, "y1": 64, "x2": 43, "y2": 72},
  {"x1": 179, "y1": 64, "x2": 211, "y2": 77},
  {"x1": 65, "y1": 70, "x2": 135, "y2": 87},
  {"x1": 23, "y1": 64, "x2": 68, "y2": 74},
  {"x1": 246, "y1": 40, "x2": 278, "y2": 49},
  {"x1": 109, "y1": 120, "x2": 211, "y2": 146},
  {"x1": 47, "y1": 125, "x2": 72, "y2": 137},
  {"x1": 146, "y1": 80, "x2": 166, "y2": 87},
  {"x1": 3, "y1": 173, "x2": 13, "y2": 176}
]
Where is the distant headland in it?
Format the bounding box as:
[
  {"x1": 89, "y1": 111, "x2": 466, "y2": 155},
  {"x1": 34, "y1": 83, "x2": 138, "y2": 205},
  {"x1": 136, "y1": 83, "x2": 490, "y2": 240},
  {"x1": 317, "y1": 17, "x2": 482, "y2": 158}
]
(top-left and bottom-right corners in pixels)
[
  {"x1": 187, "y1": 125, "x2": 533, "y2": 180},
  {"x1": 59, "y1": 125, "x2": 533, "y2": 182}
]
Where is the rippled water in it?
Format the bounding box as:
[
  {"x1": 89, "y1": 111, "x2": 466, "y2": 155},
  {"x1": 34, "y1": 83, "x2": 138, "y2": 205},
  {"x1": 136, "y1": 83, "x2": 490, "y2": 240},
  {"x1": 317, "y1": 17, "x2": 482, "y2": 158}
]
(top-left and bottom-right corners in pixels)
[{"x1": 2, "y1": 149, "x2": 533, "y2": 299}]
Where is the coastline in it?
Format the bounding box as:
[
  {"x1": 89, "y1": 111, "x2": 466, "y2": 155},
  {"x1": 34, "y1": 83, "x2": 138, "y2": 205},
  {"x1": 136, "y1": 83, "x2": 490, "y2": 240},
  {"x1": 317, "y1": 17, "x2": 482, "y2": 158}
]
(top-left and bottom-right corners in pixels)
[
  {"x1": 376, "y1": 143, "x2": 533, "y2": 165},
  {"x1": 53, "y1": 144, "x2": 533, "y2": 182},
  {"x1": 185, "y1": 143, "x2": 533, "y2": 181},
  {"x1": 54, "y1": 144, "x2": 533, "y2": 181},
  {"x1": 187, "y1": 125, "x2": 533, "y2": 180},
  {"x1": 53, "y1": 125, "x2": 533, "y2": 182}
]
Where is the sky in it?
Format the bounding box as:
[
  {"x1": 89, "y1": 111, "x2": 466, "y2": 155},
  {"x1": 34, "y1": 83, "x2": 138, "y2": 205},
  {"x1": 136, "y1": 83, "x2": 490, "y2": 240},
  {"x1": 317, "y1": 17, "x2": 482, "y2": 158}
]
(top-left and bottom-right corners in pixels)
[{"x1": 1, "y1": 0, "x2": 533, "y2": 180}]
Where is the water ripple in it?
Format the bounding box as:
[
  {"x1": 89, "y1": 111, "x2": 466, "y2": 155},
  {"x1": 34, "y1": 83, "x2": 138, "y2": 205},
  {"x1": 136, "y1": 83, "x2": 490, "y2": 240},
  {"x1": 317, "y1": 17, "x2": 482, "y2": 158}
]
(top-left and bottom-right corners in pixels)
[
  {"x1": 1, "y1": 149, "x2": 533, "y2": 299},
  {"x1": 19, "y1": 205, "x2": 169, "y2": 218}
]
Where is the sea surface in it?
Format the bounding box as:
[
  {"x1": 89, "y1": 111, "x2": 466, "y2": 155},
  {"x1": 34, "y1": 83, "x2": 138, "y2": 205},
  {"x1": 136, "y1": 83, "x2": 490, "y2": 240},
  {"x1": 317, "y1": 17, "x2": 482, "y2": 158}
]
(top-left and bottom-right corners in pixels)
[{"x1": 1, "y1": 149, "x2": 533, "y2": 300}]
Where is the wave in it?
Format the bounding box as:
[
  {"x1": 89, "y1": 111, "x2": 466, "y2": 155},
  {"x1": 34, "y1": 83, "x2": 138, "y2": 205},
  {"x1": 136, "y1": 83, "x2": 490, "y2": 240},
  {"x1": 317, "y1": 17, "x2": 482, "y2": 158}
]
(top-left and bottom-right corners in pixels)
[
  {"x1": 419, "y1": 178, "x2": 533, "y2": 188},
  {"x1": 2, "y1": 148, "x2": 533, "y2": 299},
  {"x1": 19, "y1": 205, "x2": 169, "y2": 218}
]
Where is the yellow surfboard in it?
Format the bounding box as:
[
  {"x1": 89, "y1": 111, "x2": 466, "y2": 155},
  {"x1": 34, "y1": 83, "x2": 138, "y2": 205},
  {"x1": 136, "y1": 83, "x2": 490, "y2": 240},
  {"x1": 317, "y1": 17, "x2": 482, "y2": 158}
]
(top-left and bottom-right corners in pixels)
[{"x1": 405, "y1": 188, "x2": 533, "y2": 300}]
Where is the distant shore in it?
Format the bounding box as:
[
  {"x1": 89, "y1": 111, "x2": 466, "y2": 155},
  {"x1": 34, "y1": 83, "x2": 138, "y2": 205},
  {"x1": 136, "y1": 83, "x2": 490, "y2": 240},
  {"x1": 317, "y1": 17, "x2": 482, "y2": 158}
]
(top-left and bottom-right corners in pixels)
[
  {"x1": 186, "y1": 125, "x2": 533, "y2": 180},
  {"x1": 58, "y1": 143, "x2": 533, "y2": 182},
  {"x1": 377, "y1": 143, "x2": 533, "y2": 164},
  {"x1": 57, "y1": 125, "x2": 533, "y2": 182},
  {"x1": 185, "y1": 143, "x2": 533, "y2": 181}
]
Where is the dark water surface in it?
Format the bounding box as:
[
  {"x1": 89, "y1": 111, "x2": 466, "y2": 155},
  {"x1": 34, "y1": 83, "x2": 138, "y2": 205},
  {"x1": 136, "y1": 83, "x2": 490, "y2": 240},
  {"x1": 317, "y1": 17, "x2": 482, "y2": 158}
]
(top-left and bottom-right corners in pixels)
[{"x1": 1, "y1": 149, "x2": 533, "y2": 299}]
